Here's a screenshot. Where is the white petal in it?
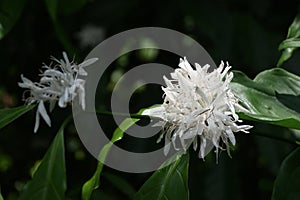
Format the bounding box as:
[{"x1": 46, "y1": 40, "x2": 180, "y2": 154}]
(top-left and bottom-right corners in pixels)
[
  {"x1": 163, "y1": 76, "x2": 174, "y2": 88},
  {"x1": 40, "y1": 76, "x2": 54, "y2": 83},
  {"x1": 18, "y1": 75, "x2": 34, "y2": 88},
  {"x1": 79, "y1": 57, "x2": 98, "y2": 68},
  {"x1": 78, "y1": 67, "x2": 88, "y2": 76},
  {"x1": 180, "y1": 137, "x2": 187, "y2": 151},
  {"x1": 156, "y1": 132, "x2": 165, "y2": 143},
  {"x1": 164, "y1": 136, "x2": 171, "y2": 155},
  {"x1": 179, "y1": 57, "x2": 194, "y2": 72},
  {"x1": 182, "y1": 129, "x2": 198, "y2": 140},
  {"x1": 62, "y1": 52, "x2": 71, "y2": 71},
  {"x1": 199, "y1": 137, "x2": 206, "y2": 159},
  {"x1": 171, "y1": 135, "x2": 180, "y2": 151},
  {"x1": 225, "y1": 128, "x2": 236, "y2": 145},
  {"x1": 43, "y1": 69, "x2": 64, "y2": 78},
  {"x1": 34, "y1": 107, "x2": 40, "y2": 133},
  {"x1": 221, "y1": 65, "x2": 231, "y2": 79},
  {"x1": 77, "y1": 84, "x2": 86, "y2": 110},
  {"x1": 177, "y1": 72, "x2": 193, "y2": 92},
  {"x1": 38, "y1": 101, "x2": 51, "y2": 127},
  {"x1": 199, "y1": 138, "x2": 214, "y2": 159},
  {"x1": 193, "y1": 137, "x2": 198, "y2": 151},
  {"x1": 58, "y1": 89, "x2": 68, "y2": 108},
  {"x1": 195, "y1": 86, "x2": 209, "y2": 105},
  {"x1": 217, "y1": 61, "x2": 224, "y2": 73},
  {"x1": 142, "y1": 106, "x2": 165, "y2": 119}
]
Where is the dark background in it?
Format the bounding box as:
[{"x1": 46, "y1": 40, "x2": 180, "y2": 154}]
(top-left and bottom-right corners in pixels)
[{"x1": 0, "y1": 0, "x2": 300, "y2": 199}]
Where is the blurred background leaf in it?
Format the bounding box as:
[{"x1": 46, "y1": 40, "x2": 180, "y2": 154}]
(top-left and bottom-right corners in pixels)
[
  {"x1": 102, "y1": 172, "x2": 136, "y2": 199},
  {"x1": 57, "y1": 0, "x2": 88, "y2": 16},
  {"x1": 272, "y1": 147, "x2": 300, "y2": 200},
  {"x1": 44, "y1": 0, "x2": 88, "y2": 21},
  {"x1": 44, "y1": 0, "x2": 81, "y2": 56},
  {"x1": 0, "y1": 0, "x2": 26, "y2": 40}
]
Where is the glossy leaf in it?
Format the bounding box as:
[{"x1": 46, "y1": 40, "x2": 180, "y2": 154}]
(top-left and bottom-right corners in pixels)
[
  {"x1": 231, "y1": 68, "x2": 300, "y2": 131},
  {"x1": 272, "y1": 147, "x2": 300, "y2": 200},
  {"x1": 277, "y1": 14, "x2": 300, "y2": 66},
  {"x1": 134, "y1": 153, "x2": 189, "y2": 200},
  {"x1": 0, "y1": 105, "x2": 35, "y2": 130},
  {"x1": 19, "y1": 119, "x2": 68, "y2": 200},
  {"x1": 0, "y1": 0, "x2": 26, "y2": 40},
  {"x1": 81, "y1": 117, "x2": 140, "y2": 200}
]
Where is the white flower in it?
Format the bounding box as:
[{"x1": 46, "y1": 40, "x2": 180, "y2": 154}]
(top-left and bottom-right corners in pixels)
[
  {"x1": 143, "y1": 57, "x2": 252, "y2": 159},
  {"x1": 18, "y1": 52, "x2": 98, "y2": 133},
  {"x1": 76, "y1": 24, "x2": 105, "y2": 48}
]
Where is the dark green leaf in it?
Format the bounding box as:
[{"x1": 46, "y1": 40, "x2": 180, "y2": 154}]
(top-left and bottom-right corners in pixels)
[
  {"x1": 58, "y1": 0, "x2": 87, "y2": 16},
  {"x1": 19, "y1": 118, "x2": 69, "y2": 200},
  {"x1": 134, "y1": 153, "x2": 189, "y2": 200},
  {"x1": 102, "y1": 172, "x2": 136, "y2": 199},
  {"x1": 272, "y1": 147, "x2": 300, "y2": 200},
  {"x1": 0, "y1": 105, "x2": 35, "y2": 130},
  {"x1": 231, "y1": 68, "x2": 300, "y2": 131},
  {"x1": 44, "y1": 0, "x2": 87, "y2": 21},
  {"x1": 81, "y1": 117, "x2": 140, "y2": 200},
  {"x1": 0, "y1": 0, "x2": 26, "y2": 40},
  {"x1": 44, "y1": 0, "x2": 77, "y2": 55},
  {"x1": 44, "y1": 0, "x2": 58, "y2": 21},
  {"x1": 277, "y1": 14, "x2": 300, "y2": 66}
]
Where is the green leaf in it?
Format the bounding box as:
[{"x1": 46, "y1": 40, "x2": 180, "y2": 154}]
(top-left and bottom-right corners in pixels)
[
  {"x1": 0, "y1": 105, "x2": 35, "y2": 130},
  {"x1": 134, "y1": 153, "x2": 190, "y2": 200},
  {"x1": 81, "y1": 117, "x2": 141, "y2": 200},
  {"x1": 19, "y1": 118, "x2": 69, "y2": 200},
  {"x1": 44, "y1": 0, "x2": 58, "y2": 21},
  {"x1": 57, "y1": 0, "x2": 87, "y2": 16},
  {"x1": 44, "y1": 0, "x2": 87, "y2": 21},
  {"x1": 272, "y1": 147, "x2": 300, "y2": 200},
  {"x1": 0, "y1": 0, "x2": 26, "y2": 40},
  {"x1": 44, "y1": 0, "x2": 77, "y2": 56},
  {"x1": 231, "y1": 68, "x2": 300, "y2": 131},
  {"x1": 277, "y1": 14, "x2": 300, "y2": 66},
  {"x1": 102, "y1": 172, "x2": 136, "y2": 199},
  {"x1": 0, "y1": 191, "x2": 3, "y2": 200}
]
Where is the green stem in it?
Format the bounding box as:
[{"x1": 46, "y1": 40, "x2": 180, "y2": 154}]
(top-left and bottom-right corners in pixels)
[{"x1": 95, "y1": 110, "x2": 153, "y2": 120}]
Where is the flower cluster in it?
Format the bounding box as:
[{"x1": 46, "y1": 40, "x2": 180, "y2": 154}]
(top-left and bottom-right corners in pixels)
[
  {"x1": 18, "y1": 52, "x2": 98, "y2": 133},
  {"x1": 143, "y1": 57, "x2": 252, "y2": 159}
]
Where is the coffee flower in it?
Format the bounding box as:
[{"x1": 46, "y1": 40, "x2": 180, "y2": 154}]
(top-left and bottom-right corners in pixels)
[
  {"x1": 143, "y1": 57, "x2": 252, "y2": 159},
  {"x1": 18, "y1": 52, "x2": 98, "y2": 133}
]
